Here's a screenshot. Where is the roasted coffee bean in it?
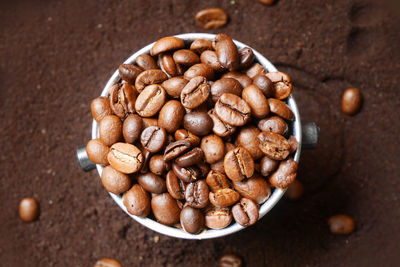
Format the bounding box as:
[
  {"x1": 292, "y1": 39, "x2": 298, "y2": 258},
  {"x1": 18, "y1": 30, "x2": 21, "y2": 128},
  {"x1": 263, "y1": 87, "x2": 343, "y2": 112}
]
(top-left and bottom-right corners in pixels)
[
  {"x1": 224, "y1": 147, "x2": 254, "y2": 181},
  {"x1": 164, "y1": 140, "x2": 192, "y2": 161},
  {"x1": 201, "y1": 134, "x2": 225, "y2": 164},
  {"x1": 183, "y1": 112, "x2": 213, "y2": 136},
  {"x1": 215, "y1": 93, "x2": 251, "y2": 127},
  {"x1": 150, "y1": 36, "x2": 185, "y2": 56},
  {"x1": 257, "y1": 131, "x2": 290, "y2": 160},
  {"x1": 209, "y1": 188, "x2": 240, "y2": 207},
  {"x1": 86, "y1": 139, "x2": 110, "y2": 165},
  {"x1": 206, "y1": 171, "x2": 231, "y2": 192},
  {"x1": 205, "y1": 206, "x2": 232, "y2": 229},
  {"x1": 269, "y1": 98, "x2": 294, "y2": 120},
  {"x1": 166, "y1": 170, "x2": 186, "y2": 200},
  {"x1": 208, "y1": 109, "x2": 236, "y2": 137},
  {"x1": 180, "y1": 206, "x2": 205, "y2": 234},
  {"x1": 161, "y1": 77, "x2": 188, "y2": 98},
  {"x1": 91, "y1": 97, "x2": 113, "y2": 122},
  {"x1": 149, "y1": 154, "x2": 169, "y2": 175},
  {"x1": 94, "y1": 258, "x2": 122, "y2": 267},
  {"x1": 108, "y1": 143, "x2": 143, "y2": 174},
  {"x1": 245, "y1": 63, "x2": 267, "y2": 79},
  {"x1": 118, "y1": 64, "x2": 143, "y2": 84},
  {"x1": 123, "y1": 114, "x2": 143, "y2": 144},
  {"x1": 257, "y1": 116, "x2": 288, "y2": 135},
  {"x1": 210, "y1": 143, "x2": 236, "y2": 173},
  {"x1": 184, "y1": 63, "x2": 214, "y2": 81},
  {"x1": 242, "y1": 84, "x2": 270, "y2": 119},
  {"x1": 123, "y1": 184, "x2": 150, "y2": 217},
  {"x1": 173, "y1": 49, "x2": 200, "y2": 66},
  {"x1": 214, "y1": 34, "x2": 239, "y2": 71},
  {"x1": 139, "y1": 148, "x2": 151, "y2": 174},
  {"x1": 151, "y1": 193, "x2": 181, "y2": 225},
  {"x1": 237, "y1": 126, "x2": 263, "y2": 160},
  {"x1": 211, "y1": 78, "x2": 243, "y2": 101},
  {"x1": 200, "y1": 50, "x2": 224, "y2": 72},
  {"x1": 135, "y1": 84, "x2": 166, "y2": 117},
  {"x1": 328, "y1": 214, "x2": 355, "y2": 235},
  {"x1": 135, "y1": 69, "x2": 168, "y2": 93},
  {"x1": 136, "y1": 54, "x2": 158, "y2": 70},
  {"x1": 260, "y1": 156, "x2": 278, "y2": 176},
  {"x1": 185, "y1": 180, "x2": 209, "y2": 208},
  {"x1": 142, "y1": 117, "x2": 159, "y2": 128},
  {"x1": 285, "y1": 180, "x2": 304, "y2": 200},
  {"x1": 172, "y1": 162, "x2": 201, "y2": 183},
  {"x1": 232, "y1": 198, "x2": 259, "y2": 227},
  {"x1": 140, "y1": 126, "x2": 167, "y2": 153},
  {"x1": 233, "y1": 174, "x2": 271, "y2": 204},
  {"x1": 196, "y1": 161, "x2": 210, "y2": 178},
  {"x1": 109, "y1": 83, "x2": 137, "y2": 118},
  {"x1": 181, "y1": 76, "x2": 210, "y2": 109},
  {"x1": 137, "y1": 172, "x2": 167, "y2": 194},
  {"x1": 19, "y1": 198, "x2": 39, "y2": 222},
  {"x1": 253, "y1": 74, "x2": 273, "y2": 97},
  {"x1": 219, "y1": 254, "x2": 242, "y2": 267},
  {"x1": 174, "y1": 129, "x2": 200, "y2": 146},
  {"x1": 238, "y1": 47, "x2": 254, "y2": 69},
  {"x1": 342, "y1": 88, "x2": 362, "y2": 115},
  {"x1": 99, "y1": 115, "x2": 122, "y2": 146},
  {"x1": 101, "y1": 166, "x2": 131, "y2": 194},
  {"x1": 269, "y1": 157, "x2": 298, "y2": 188},
  {"x1": 176, "y1": 147, "x2": 204, "y2": 167},
  {"x1": 266, "y1": 71, "x2": 292, "y2": 100},
  {"x1": 288, "y1": 135, "x2": 298, "y2": 154},
  {"x1": 159, "y1": 53, "x2": 183, "y2": 77},
  {"x1": 222, "y1": 71, "x2": 253, "y2": 88},
  {"x1": 190, "y1": 39, "x2": 213, "y2": 54},
  {"x1": 158, "y1": 100, "x2": 185, "y2": 133},
  {"x1": 259, "y1": 0, "x2": 275, "y2": 5},
  {"x1": 195, "y1": 8, "x2": 228, "y2": 30}
]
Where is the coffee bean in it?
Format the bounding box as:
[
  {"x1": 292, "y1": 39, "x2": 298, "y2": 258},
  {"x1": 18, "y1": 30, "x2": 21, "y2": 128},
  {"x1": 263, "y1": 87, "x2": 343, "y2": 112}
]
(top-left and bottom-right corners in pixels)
[
  {"x1": 257, "y1": 131, "x2": 290, "y2": 160},
  {"x1": 140, "y1": 126, "x2": 167, "y2": 153},
  {"x1": 180, "y1": 206, "x2": 205, "y2": 234},
  {"x1": 174, "y1": 129, "x2": 200, "y2": 146},
  {"x1": 210, "y1": 143, "x2": 236, "y2": 173},
  {"x1": 139, "y1": 148, "x2": 151, "y2": 174},
  {"x1": 242, "y1": 84, "x2": 270, "y2": 119},
  {"x1": 342, "y1": 88, "x2": 362, "y2": 115},
  {"x1": 258, "y1": 0, "x2": 275, "y2": 5},
  {"x1": 269, "y1": 157, "x2": 298, "y2": 188},
  {"x1": 151, "y1": 193, "x2": 181, "y2": 225},
  {"x1": 288, "y1": 135, "x2": 298, "y2": 154},
  {"x1": 184, "y1": 63, "x2": 214, "y2": 81},
  {"x1": 101, "y1": 166, "x2": 131, "y2": 194},
  {"x1": 195, "y1": 8, "x2": 228, "y2": 30},
  {"x1": 123, "y1": 184, "x2": 150, "y2": 217},
  {"x1": 257, "y1": 116, "x2": 288, "y2": 135},
  {"x1": 237, "y1": 126, "x2": 263, "y2": 160},
  {"x1": 328, "y1": 214, "x2": 355, "y2": 235},
  {"x1": 135, "y1": 69, "x2": 168, "y2": 93},
  {"x1": 175, "y1": 147, "x2": 204, "y2": 167},
  {"x1": 214, "y1": 34, "x2": 239, "y2": 71},
  {"x1": 238, "y1": 47, "x2": 254, "y2": 69},
  {"x1": 215, "y1": 93, "x2": 251, "y2": 127},
  {"x1": 245, "y1": 63, "x2": 267, "y2": 79},
  {"x1": 107, "y1": 143, "x2": 143, "y2": 174},
  {"x1": 190, "y1": 39, "x2": 213, "y2": 54},
  {"x1": 219, "y1": 254, "x2": 242, "y2": 267},
  {"x1": 99, "y1": 115, "x2": 122, "y2": 146},
  {"x1": 205, "y1": 206, "x2": 233, "y2": 229},
  {"x1": 232, "y1": 198, "x2": 259, "y2": 227},
  {"x1": 183, "y1": 112, "x2": 213, "y2": 136},
  {"x1": 118, "y1": 64, "x2": 143, "y2": 84},
  {"x1": 19, "y1": 198, "x2": 39, "y2": 222},
  {"x1": 233, "y1": 174, "x2": 271, "y2": 204},
  {"x1": 94, "y1": 258, "x2": 122, "y2": 267},
  {"x1": 123, "y1": 114, "x2": 143, "y2": 144},
  {"x1": 253, "y1": 74, "x2": 273, "y2": 97},
  {"x1": 166, "y1": 170, "x2": 186, "y2": 200},
  {"x1": 285, "y1": 180, "x2": 304, "y2": 200},
  {"x1": 91, "y1": 97, "x2": 113, "y2": 123},
  {"x1": 206, "y1": 171, "x2": 231, "y2": 192},
  {"x1": 211, "y1": 78, "x2": 243, "y2": 102},
  {"x1": 180, "y1": 76, "x2": 210, "y2": 109},
  {"x1": 185, "y1": 180, "x2": 209, "y2": 208},
  {"x1": 158, "y1": 100, "x2": 185, "y2": 133},
  {"x1": 161, "y1": 77, "x2": 188, "y2": 98},
  {"x1": 208, "y1": 109, "x2": 236, "y2": 137},
  {"x1": 201, "y1": 134, "x2": 225, "y2": 164},
  {"x1": 209, "y1": 188, "x2": 240, "y2": 207},
  {"x1": 172, "y1": 162, "x2": 201, "y2": 183},
  {"x1": 142, "y1": 117, "x2": 159, "y2": 128},
  {"x1": 196, "y1": 161, "x2": 210, "y2": 178},
  {"x1": 224, "y1": 147, "x2": 254, "y2": 181},
  {"x1": 109, "y1": 83, "x2": 137, "y2": 119},
  {"x1": 158, "y1": 53, "x2": 183, "y2": 77},
  {"x1": 266, "y1": 72, "x2": 293, "y2": 100},
  {"x1": 200, "y1": 50, "x2": 224, "y2": 72},
  {"x1": 150, "y1": 36, "x2": 185, "y2": 56},
  {"x1": 136, "y1": 54, "x2": 158, "y2": 70},
  {"x1": 222, "y1": 71, "x2": 253, "y2": 88},
  {"x1": 269, "y1": 98, "x2": 294, "y2": 120},
  {"x1": 135, "y1": 84, "x2": 166, "y2": 117},
  {"x1": 164, "y1": 140, "x2": 192, "y2": 161},
  {"x1": 86, "y1": 139, "x2": 110, "y2": 165},
  {"x1": 260, "y1": 156, "x2": 278, "y2": 176},
  {"x1": 173, "y1": 49, "x2": 200, "y2": 66},
  {"x1": 137, "y1": 172, "x2": 167, "y2": 194},
  {"x1": 149, "y1": 154, "x2": 169, "y2": 176}
]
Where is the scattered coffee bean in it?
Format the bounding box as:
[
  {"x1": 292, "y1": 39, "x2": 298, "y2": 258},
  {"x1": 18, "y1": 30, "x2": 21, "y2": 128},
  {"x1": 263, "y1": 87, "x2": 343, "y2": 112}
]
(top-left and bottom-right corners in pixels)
[
  {"x1": 183, "y1": 111, "x2": 213, "y2": 136},
  {"x1": 285, "y1": 179, "x2": 304, "y2": 200},
  {"x1": 180, "y1": 206, "x2": 205, "y2": 234},
  {"x1": 123, "y1": 184, "x2": 150, "y2": 217},
  {"x1": 19, "y1": 198, "x2": 40, "y2": 222},
  {"x1": 101, "y1": 166, "x2": 131, "y2": 194},
  {"x1": 328, "y1": 214, "x2": 356, "y2": 235},
  {"x1": 151, "y1": 193, "x2": 181, "y2": 225},
  {"x1": 342, "y1": 88, "x2": 362, "y2": 115},
  {"x1": 233, "y1": 174, "x2": 271, "y2": 204},
  {"x1": 219, "y1": 254, "x2": 242, "y2": 267},
  {"x1": 224, "y1": 147, "x2": 254, "y2": 181},
  {"x1": 232, "y1": 198, "x2": 259, "y2": 227},
  {"x1": 94, "y1": 258, "x2": 122, "y2": 267},
  {"x1": 91, "y1": 97, "x2": 113, "y2": 123},
  {"x1": 269, "y1": 158, "x2": 298, "y2": 188},
  {"x1": 195, "y1": 8, "x2": 228, "y2": 30},
  {"x1": 108, "y1": 143, "x2": 143, "y2": 174},
  {"x1": 205, "y1": 207, "x2": 233, "y2": 229}
]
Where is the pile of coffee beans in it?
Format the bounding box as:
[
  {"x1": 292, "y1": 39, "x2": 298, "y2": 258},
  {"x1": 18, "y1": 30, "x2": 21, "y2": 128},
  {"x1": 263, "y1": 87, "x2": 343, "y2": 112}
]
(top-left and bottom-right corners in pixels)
[{"x1": 86, "y1": 34, "x2": 299, "y2": 234}]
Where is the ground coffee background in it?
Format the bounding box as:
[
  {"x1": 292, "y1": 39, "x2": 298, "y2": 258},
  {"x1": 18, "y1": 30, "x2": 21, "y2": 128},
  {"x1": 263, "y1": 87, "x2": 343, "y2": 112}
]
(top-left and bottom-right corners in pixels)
[{"x1": 1, "y1": 0, "x2": 399, "y2": 266}]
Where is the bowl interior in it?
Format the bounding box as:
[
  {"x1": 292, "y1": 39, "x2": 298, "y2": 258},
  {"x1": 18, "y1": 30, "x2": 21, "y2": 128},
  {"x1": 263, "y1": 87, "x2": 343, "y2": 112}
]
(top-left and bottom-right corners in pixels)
[{"x1": 92, "y1": 33, "x2": 302, "y2": 240}]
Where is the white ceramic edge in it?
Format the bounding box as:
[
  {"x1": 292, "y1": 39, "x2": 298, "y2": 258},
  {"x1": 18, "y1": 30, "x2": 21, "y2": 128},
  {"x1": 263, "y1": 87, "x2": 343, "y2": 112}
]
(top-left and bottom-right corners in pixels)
[{"x1": 91, "y1": 33, "x2": 302, "y2": 240}]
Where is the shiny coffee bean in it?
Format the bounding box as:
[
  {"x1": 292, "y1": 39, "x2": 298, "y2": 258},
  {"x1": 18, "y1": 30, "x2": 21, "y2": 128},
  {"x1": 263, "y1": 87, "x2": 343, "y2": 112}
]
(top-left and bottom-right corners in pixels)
[
  {"x1": 209, "y1": 188, "x2": 240, "y2": 207},
  {"x1": 140, "y1": 126, "x2": 167, "y2": 153},
  {"x1": 214, "y1": 34, "x2": 239, "y2": 71},
  {"x1": 118, "y1": 63, "x2": 143, "y2": 84},
  {"x1": 205, "y1": 206, "x2": 233, "y2": 229},
  {"x1": 142, "y1": 117, "x2": 158, "y2": 128},
  {"x1": 237, "y1": 126, "x2": 263, "y2": 160},
  {"x1": 201, "y1": 134, "x2": 225, "y2": 164},
  {"x1": 253, "y1": 74, "x2": 273, "y2": 97},
  {"x1": 123, "y1": 114, "x2": 143, "y2": 144},
  {"x1": 190, "y1": 39, "x2": 213, "y2": 54},
  {"x1": 288, "y1": 135, "x2": 298, "y2": 154},
  {"x1": 328, "y1": 214, "x2": 356, "y2": 235},
  {"x1": 164, "y1": 140, "x2": 192, "y2": 161},
  {"x1": 94, "y1": 258, "x2": 122, "y2": 267},
  {"x1": 108, "y1": 143, "x2": 143, "y2": 174},
  {"x1": 183, "y1": 112, "x2": 213, "y2": 136},
  {"x1": 19, "y1": 198, "x2": 40, "y2": 222},
  {"x1": 86, "y1": 139, "x2": 110, "y2": 165},
  {"x1": 269, "y1": 157, "x2": 298, "y2": 188},
  {"x1": 180, "y1": 206, "x2": 205, "y2": 234},
  {"x1": 101, "y1": 166, "x2": 131, "y2": 194},
  {"x1": 161, "y1": 77, "x2": 188, "y2": 98},
  {"x1": 342, "y1": 88, "x2": 362, "y2": 115},
  {"x1": 257, "y1": 131, "x2": 290, "y2": 160},
  {"x1": 211, "y1": 78, "x2": 243, "y2": 102},
  {"x1": 196, "y1": 161, "x2": 211, "y2": 178},
  {"x1": 91, "y1": 97, "x2": 113, "y2": 122},
  {"x1": 233, "y1": 174, "x2": 271, "y2": 204},
  {"x1": 174, "y1": 129, "x2": 200, "y2": 146},
  {"x1": 184, "y1": 63, "x2": 214, "y2": 81},
  {"x1": 224, "y1": 147, "x2": 254, "y2": 181},
  {"x1": 137, "y1": 172, "x2": 167, "y2": 194},
  {"x1": 175, "y1": 147, "x2": 204, "y2": 167},
  {"x1": 135, "y1": 84, "x2": 166, "y2": 117},
  {"x1": 123, "y1": 184, "x2": 150, "y2": 217},
  {"x1": 158, "y1": 53, "x2": 183, "y2": 77},
  {"x1": 260, "y1": 156, "x2": 278, "y2": 176},
  {"x1": 149, "y1": 154, "x2": 169, "y2": 176},
  {"x1": 222, "y1": 71, "x2": 253, "y2": 88},
  {"x1": 208, "y1": 109, "x2": 236, "y2": 137},
  {"x1": 99, "y1": 115, "x2": 122, "y2": 146},
  {"x1": 232, "y1": 198, "x2": 259, "y2": 227},
  {"x1": 257, "y1": 116, "x2": 288, "y2": 135},
  {"x1": 166, "y1": 170, "x2": 186, "y2": 200},
  {"x1": 285, "y1": 180, "x2": 304, "y2": 200},
  {"x1": 210, "y1": 143, "x2": 236, "y2": 173},
  {"x1": 206, "y1": 171, "x2": 231, "y2": 192},
  {"x1": 259, "y1": 0, "x2": 275, "y2": 5},
  {"x1": 245, "y1": 63, "x2": 267, "y2": 79},
  {"x1": 242, "y1": 84, "x2": 270, "y2": 119},
  {"x1": 219, "y1": 254, "x2": 242, "y2": 267},
  {"x1": 108, "y1": 83, "x2": 137, "y2": 119},
  {"x1": 158, "y1": 100, "x2": 185, "y2": 133},
  {"x1": 215, "y1": 93, "x2": 251, "y2": 127},
  {"x1": 172, "y1": 162, "x2": 201, "y2": 183},
  {"x1": 139, "y1": 148, "x2": 151, "y2": 174},
  {"x1": 151, "y1": 193, "x2": 181, "y2": 225},
  {"x1": 135, "y1": 69, "x2": 167, "y2": 93},
  {"x1": 266, "y1": 71, "x2": 292, "y2": 100},
  {"x1": 269, "y1": 98, "x2": 294, "y2": 120},
  {"x1": 185, "y1": 180, "x2": 209, "y2": 208},
  {"x1": 173, "y1": 49, "x2": 200, "y2": 66},
  {"x1": 195, "y1": 8, "x2": 228, "y2": 30},
  {"x1": 200, "y1": 50, "x2": 224, "y2": 72},
  {"x1": 136, "y1": 54, "x2": 158, "y2": 70},
  {"x1": 150, "y1": 36, "x2": 185, "y2": 56},
  {"x1": 238, "y1": 47, "x2": 254, "y2": 69},
  {"x1": 181, "y1": 76, "x2": 210, "y2": 109}
]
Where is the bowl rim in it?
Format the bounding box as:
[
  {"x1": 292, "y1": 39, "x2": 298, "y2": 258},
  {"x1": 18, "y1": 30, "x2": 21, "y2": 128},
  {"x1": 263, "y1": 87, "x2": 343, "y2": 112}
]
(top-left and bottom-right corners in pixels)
[{"x1": 92, "y1": 33, "x2": 302, "y2": 240}]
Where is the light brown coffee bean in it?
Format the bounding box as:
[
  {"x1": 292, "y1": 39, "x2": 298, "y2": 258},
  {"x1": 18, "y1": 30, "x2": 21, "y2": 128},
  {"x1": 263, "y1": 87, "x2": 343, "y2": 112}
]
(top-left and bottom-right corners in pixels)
[
  {"x1": 285, "y1": 180, "x2": 304, "y2": 200},
  {"x1": 166, "y1": 170, "x2": 186, "y2": 200},
  {"x1": 174, "y1": 129, "x2": 200, "y2": 146},
  {"x1": 19, "y1": 198, "x2": 40, "y2": 222},
  {"x1": 185, "y1": 180, "x2": 209, "y2": 208},
  {"x1": 328, "y1": 214, "x2": 356, "y2": 235},
  {"x1": 184, "y1": 63, "x2": 214, "y2": 81},
  {"x1": 266, "y1": 71, "x2": 293, "y2": 100},
  {"x1": 260, "y1": 156, "x2": 278, "y2": 176},
  {"x1": 245, "y1": 63, "x2": 266, "y2": 80},
  {"x1": 181, "y1": 76, "x2": 210, "y2": 109},
  {"x1": 98, "y1": 117, "x2": 122, "y2": 147},
  {"x1": 200, "y1": 50, "x2": 225, "y2": 72},
  {"x1": 342, "y1": 88, "x2": 362, "y2": 115},
  {"x1": 158, "y1": 100, "x2": 185, "y2": 133},
  {"x1": 233, "y1": 174, "x2": 271, "y2": 204},
  {"x1": 107, "y1": 143, "x2": 143, "y2": 174},
  {"x1": 135, "y1": 84, "x2": 166, "y2": 117},
  {"x1": 123, "y1": 114, "x2": 143, "y2": 144},
  {"x1": 214, "y1": 33, "x2": 239, "y2": 71},
  {"x1": 222, "y1": 71, "x2": 253, "y2": 88},
  {"x1": 161, "y1": 77, "x2": 188, "y2": 98},
  {"x1": 269, "y1": 157, "x2": 298, "y2": 188},
  {"x1": 258, "y1": 131, "x2": 290, "y2": 160},
  {"x1": 206, "y1": 171, "x2": 231, "y2": 192},
  {"x1": 101, "y1": 166, "x2": 131, "y2": 194},
  {"x1": 232, "y1": 198, "x2": 259, "y2": 227},
  {"x1": 173, "y1": 49, "x2": 200, "y2": 66},
  {"x1": 195, "y1": 8, "x2": 228, "y2": 30},
  {"x1": 190, "y1": 39, "x2": 213, "y2": 54},
  {"x1": 269, "y1": 98, "x2": 294, "y2": 120},
  {"x1": 208, "y1": 109, "x2": 236, "y2": 137},
  {"x1": 224, "y1": 147, "x2": 254, "y2": 181},
  {"x1": 201, "y1": 134, "x2": 225, "y2": 164},
  {"x1": 136, "y1": 54, "x2": 158, "y2": 70},
  {"x1": 253, "y1": 74, "x2": 273, "y2": 97},
  {"x1": 215, "y1": 93, "x2": 251, "y2": 127},
  {"x1": 109, "y1": 82, "x2": 137, "y2": 118},
  {"x1": 137, "y1": 172, "x2": 167, "y2": 194},
  {"x1": 150, "y1": 36, "x2": 185, "y2": 56},
  {"x1": 151, "y1": 193, "x2": 181, "y2": 225},
  {"x1": 211, "y1": 78, "x2": 243, "y2": 102},
  {"x1": 219, "y1": 254, "x2": 242, "y2": 267},
  {"x1": 86, "y1": 139, "x2": 110, "y2": 165},
  {"x1": 123, "y1": 184, "x2": 150, "y2": 217},
  {"x1": 180, "y1": 206, "x2": 205, "y2": 234},
  {"x1": 159, "y1": 53, "x2": 183, "y2": 77},
  {"x1": 94, "y1": 258, "x2": 122, "y2": 267},
  {"x1": 288, "y1": 135, "x2": 298, "y2": 154},
  {"x1": 209, "y1": 188, "x2": 240, "y2": 207},
  {"x1": 257, "y1": 116, "x2": 288, "y2": 135},
  {"x1": 236, "y1": 126, "x2": 263, "y2": 160},
  {"x1": 205, "y1": 206, "x2": 233, "y2": 229},
  {"x1": 118, "y1": 64, "x2": 143, "y2": 84},
  {"x1": 238, "y1": 47, "x2": 254, "y2": 69},
  {"x1": 135, "y1": 69, "x2": 168, "y2": 93},
  {"x1": 242, "y1": 84, "x2": 270, "y2": 119},
  {"x1": 91, "y1": 97, "x2": 113, "y2": 123}
]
